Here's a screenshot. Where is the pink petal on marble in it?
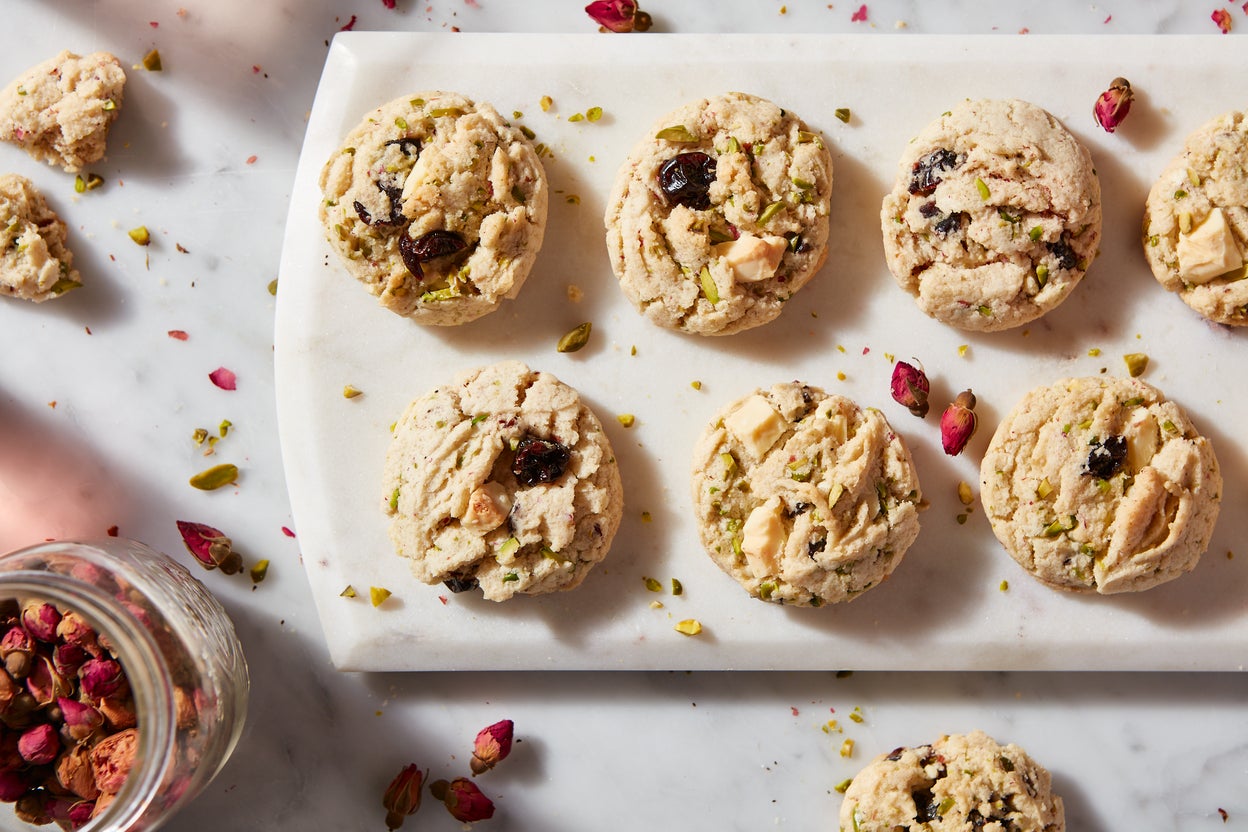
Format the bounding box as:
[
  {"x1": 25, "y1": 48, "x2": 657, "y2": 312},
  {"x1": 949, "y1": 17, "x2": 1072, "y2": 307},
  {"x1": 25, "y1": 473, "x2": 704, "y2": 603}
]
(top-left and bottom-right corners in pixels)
[{"x1": 209, "y1": 367, "x2": 236, "y2": 390}]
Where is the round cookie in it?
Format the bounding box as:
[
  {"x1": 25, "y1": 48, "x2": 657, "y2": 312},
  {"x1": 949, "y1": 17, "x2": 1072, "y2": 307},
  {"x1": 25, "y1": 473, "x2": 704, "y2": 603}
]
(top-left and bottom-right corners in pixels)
[
  {"x1": 320, "y1": 91, "x2": 547, "y2": 325},
  {"x1": 383, "y1": 361, "x2": 622, "y2": 601},
  {"x1": 840, "y1": 730, "x2": 1065, "y2": 832},
  {"x1": 881, "y1": 99, "x2": 1101, "y2": 332},
  {"x1": 0, "y1": 50, "x2": 126, "y2": 173},
  {"x1": 605, "y1": 92, "x2": 833, "y2": 336},
  {"x1": 980, "y1": 376, "x2": 1220, "y2": 594},
  {"x1": 690, "y1": 382, "x2": 921, "y2": 606},
  {"x1": 1141, "y1": 110, "x2": 1248, "y2": 325},
  {"x1": 0, "y1": 174, "x2": 81, "y2": 302}
]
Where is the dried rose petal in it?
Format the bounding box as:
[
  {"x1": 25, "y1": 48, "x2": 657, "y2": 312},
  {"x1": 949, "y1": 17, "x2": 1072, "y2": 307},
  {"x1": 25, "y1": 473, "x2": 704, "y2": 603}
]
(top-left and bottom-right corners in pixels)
[
  {"x1": 382, "y1": 0, "x2": 396, "y2": 7},
  {"x1": 1212, "y1": 8, "x2": 1232, "y2": 33},
  {"x1": 21, "y1": 601, "x2": 61, "y2": 642},
  {"x1": 175, "y1": 520, "x2": 243, "y2": 574},
  {"x1": 167, "y1": 329, "x2": 189, "y2": 340},
  {"x1": 430, "y1": 778, "x2": 495, "y2": 823},
  {"x1": 382, "y1": 764, "x2": 424, "y2": 830},
  {"x1": 470, "y1": 719, "x2": 514, "y2": 775},
  {"x1": 1093, "y1": 77, "x2": 1134, "y2": 133},
  {"x1": 585, "y1": 0, "x2": 649, "y2": 32},
  {"x1": 940, "y1": 389, "x2": 978, "y2": 456},
  {"x1": 208, "y1": 366, "x2": 237, "y2": 390},
  {"x1": 18, "y1": 723, "x2": 60, "y2": 765},
  {"x1": 889, "y1": 360, "x2": 930, "y2": 418},
  {"x1": 58, "y1": 697, "x2": 105, "y2": 742},
  {"x1": 340, "y1": 14, "x2": 358, "y2": 31},
  {"x1": 79, "y1": 658, "x2": 129, "y2": 701},
  {"x1": 851, "y1": 3, "x2": 868, "y2": 22}
]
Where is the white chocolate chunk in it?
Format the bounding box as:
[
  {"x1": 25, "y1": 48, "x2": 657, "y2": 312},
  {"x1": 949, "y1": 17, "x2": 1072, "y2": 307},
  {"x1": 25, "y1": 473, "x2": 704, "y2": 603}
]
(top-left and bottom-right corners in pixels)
[
  {"x1": 461, "y1": 481, "x2": 511, "y2": 532},
  {"x1": 725, "y1": 394, "x2": 786, "y2": 459},
  {"x1": 1126, "y1": 411, "x2": 1160, "y2": 474},
  {"x1": 741, "y1": 497, "x2": 785, "y2": 576},
  {"x1": 1176, "y1": 207, "x2": 1244, "y2": 283},
  {"x1": 713, "y1": 234, "x2": 789, "y2": 283}
]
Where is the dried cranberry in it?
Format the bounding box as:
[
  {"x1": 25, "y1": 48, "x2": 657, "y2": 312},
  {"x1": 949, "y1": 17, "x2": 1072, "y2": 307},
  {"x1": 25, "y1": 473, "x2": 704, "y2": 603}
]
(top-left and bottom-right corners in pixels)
[
  {"x1": 934, "y1": 211, "x2": 966, "y2": 236},
  {"x1": 908, "y1": 148, "x2": 961, "y2": 196},
  {"x1": 886, "y1": 747, "x2": 906, "y2": 761},
  {"x1": 658, "y1": 152, "x2": 716, "y2": 210},
  {"x1": 511, "y1": 436, "x2": 571, "y2": 485},
  {"x1": 355, "y1": 182, "x2": 407, "y2": 227},
  {"x1": 443, "y1": 574, "x2": 479, "y2": 593},
  {"x1": 919, "y1": 201, "x2": 940, "y2": 218},
  {"x1": 912, "y1": 788, "x2": 940, "y2": 823},
  {"x1": 1084, "y1": 435, "x2": 1127, "y2": 479},
  {"x1": 807, "y1": 538, "x2": 826, "y2": 556},
  {"x1": 384, "y1": 137, "x2": 422, "y2": 157},
  {"x1": 398, "y1": 230, "x2": 468, "y2": 280},
  {"x1": 1047, "y1": 238, "x2": 1078, "y2": 270}
]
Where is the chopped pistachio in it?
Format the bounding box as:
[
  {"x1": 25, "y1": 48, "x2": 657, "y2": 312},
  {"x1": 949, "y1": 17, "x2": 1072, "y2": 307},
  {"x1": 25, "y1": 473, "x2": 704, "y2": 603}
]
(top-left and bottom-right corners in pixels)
[
  {"x1": 641, "y1": 511, "x2": 652, "y2": 523},
  {"x1": 1029, "y1": 225, "x2": 1043, "y2": 242},
  {"x1": 343, "y1": 385, "x2": 363, "y2": 399},
  {"x1": 340, "y1": 585, "x2": 357, "y2": 598},
  {"x1": 848, "y1": 706, "x2": 864, "y2": 723},
  {"x1": 1123, "y1": 353, "x2": 1148, "y2": 377},
  {"x1": 840, "y1": 738, "x2": 855, "y2": 757},
  {"x1": 699, "y1": 265, "x2": 719, "y2": 304},
  {"x1": 957, "y1": 481, "x2": 973, "y2": 505},
  {"x1": 1036, "y1": 263, "x2": 1049, "y2": 287},
  {"x1": 519, "y1": 125, "x2": 536, "y2": 140},
  {"x1": 142, "y1": 49, "x2": 162, "y2": 71},
  {"x1": 189, "y1": 463, "x2": 238, "y2": 490},
  {"x1": 1035, "y1": 478, "x2": 1053, "y2": 499},
  {"x1": 1040, "y1": 515, "x2": 1077, "y2": 537},
  {"x1": 539, "y1": 95, "x2": 553, "y2": 112},
  {"x1": 757, "y1": 201, "x2": 783, "y2": 226},
  {"x1": 792, "y1": 177, "x2": 814, "y2": 190},
  {"x1": 977, "y1": 304, "x2": 992, "y2": 316},
  {"x1": 249, "y1": 559, "x2": 270, "y2": 584},
  {"x1": 957, "y1": 344, "x2": 969, "y2": 357},
  {"x1": 586, "y1": 106, "x2": 603, "y2": 122},
  {"x1": 1174, "y1": 189, "x2": 1187, "y2": 200},
  {"x1": 956, "y1": 513, "x2": 969, "y2": 525},
  {"x1": 720, "y1": 452, "x2": 737, "y2": 475},
  {"x1": 1088, "y1": 348, "x2": 1101, "y2": 357},
  {"x1": 999, "y1": 580, "x2": 1009, "y2": 591},
  {"x1": 690, "y1": 380, "x2": 702, "y2": 390},
  {"x1": 502, "y1": 572, "x2": 519, "y2": 583},
  {"x1": 394, "y1": 116, "x2": 408, "y2": 130},
  {"x1": 655, "y1": 125, "x2": 695, "y2": 142},
  {"x1": 1179, "y1": 212, "x2": 1192, "y2": 234},
  {"x1": 796, "y1": 131, "x2": 822, "y2": 147},
  {"x1": 1161, "y1": 419, "x2": 1178, "y2": 434},
  {"x1": 192, "y1": 427, "x2": 209, "y2": 445},
  {"x1": 128, "y1": 226, "x2": 151, "y2": 246},
  {"x1": 567, "y1": 112, "x2": 584, "y2": 123},
  {"x1": 834, "y1": 107, "x2": 851, "y2": 123},
  {"x1": 74, "y1": 175, "x2": 86, "y2": 194},
  {"x1": 102, "y1": 99, "x2": 117, "y2": 111},
  {"x1": 671, "y1": 578, "x2": 683, "y2": 596},
  {"x1": 975, "y1": 178, "x2": 991, "y2": 200},
  {"x1": 218, "y1": 419, "x2": 232, "y2": 437},
  {"x1": 267, "y1": 278, "x2": 278, "y2": 296},
  {"x1": 834, "y1": 779, "x2": 853, "y2": 794},
  {"x1": 429, "y1": 107, "x2": 462, "y2": 118},
  {"x1": 49, "y1": 277, "x2": 82, "y2": 295},
  {"x1": 643, "y1": 577, "x2": 662, "y2": 592},
  {"x1": 389, "y1": 487, "x2": 400, "y2": 511},
  {"x1": 557, "y1": 321, "x2": 592, "y2": 353},
  {"x1": 369, "y1": 586, "x2": 392, "y2": 607},
  {"x1": 674, "y1": 619, "x2": 703, "y2": 636}
]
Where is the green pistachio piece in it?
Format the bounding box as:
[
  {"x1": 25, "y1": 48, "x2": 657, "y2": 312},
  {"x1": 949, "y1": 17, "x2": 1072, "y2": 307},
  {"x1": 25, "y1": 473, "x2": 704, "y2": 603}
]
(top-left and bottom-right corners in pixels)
[
  {"x1": 49, "y1": 277, "x2": 82, "y2": 296},
  {"x1": 655, "y1": 125, "x2": 695, "y2": 142},
  {"x1": 249, "y1": 559, "x2": 270, "y2": 584},
  {"x1": 1029, "y1": 225, "x2": 1043, "y2": 241},
  {"x1": 340, "y1": 585, "x2": 357, "y2": 598},
  {"x1": 369, "y1": 586, "x2": 392, "y2": 607},
  {"x1": 102, "y1": 99, "x2": 117, "y2": 111},
  {"x1": 128, "y1": 226, "x2": 151, "y2": 246},
  {"x1": 1036, "y1": 263, "x2": 1049, "y2": 287},
  {"x1": 142, "y1": 49, "x2": 162, "y2": 72},
  {"x1": 834, "y1": 108, "x2": 851, "y2": 123},
  {"x1": 1123, "y1": 352, "x2": 1149, "y2": 377},
  {"x1": 189, "y1": 463, "x2": 238, "y2": 491},
  {"x1": 699, "y1": 265, "x2": 719, "y2": 304},
  {"x1": 586, "y1": 106, "x2": 603, "y2": 122},
  {"x1": 557, "y1": 321, "x2": 592, "y2": 353},
  {"x1": 74, "y1": 176, "x2": 86, "y2": 194},
  {"x1": 757, "y1": 201, "x2": 783, "y2": 226},
  {"x1": 975, "y1": 178, "x2": 991, "y2": 200},
  {"x1": 616, "y1": 414, "x2": 636, "y2": 428},
  {"x1": 429, "y1": 107, "x2": 462, "y2": 118}
]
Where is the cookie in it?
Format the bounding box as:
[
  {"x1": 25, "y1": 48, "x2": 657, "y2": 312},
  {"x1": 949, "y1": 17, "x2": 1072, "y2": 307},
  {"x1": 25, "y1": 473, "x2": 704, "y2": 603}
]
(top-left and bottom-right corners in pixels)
[
  {"x1": 605, "y1": 92, "x2": 833, "y2": 336},
  {"x1": 840, "y1": 730, "x2": 1064, "y2": 832},
  {"x1": 0, "y1": 50, "x2": 125, "y2": 173},
  {"x1": 1141, "y1": 110, "x2": 1248, "y2": 325},
  {"x1": 320, "y1": 91, "x2": 547, "y2": 325},
  {"x1": 980, "y1": 376, "x2": 1220, "y2": 594},
  {"x1": 0, "y1": 174, "x2": 81, "y2": 302},
  {"x1": 690, "y1": 382, "x2": 921, "y2": 606},
  {"x1": 382, "y1": 361, "x2": 622, "y2": 601},
  {"x1": 881, "y1": 99, "x2": 1101, "y2": 331}
]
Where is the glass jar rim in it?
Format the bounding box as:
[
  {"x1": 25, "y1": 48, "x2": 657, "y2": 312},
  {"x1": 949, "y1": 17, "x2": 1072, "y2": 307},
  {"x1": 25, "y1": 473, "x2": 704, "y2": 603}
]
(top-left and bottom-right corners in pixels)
[{"x1": 0, "y1": 571, "x2": 176, "y2": 830}]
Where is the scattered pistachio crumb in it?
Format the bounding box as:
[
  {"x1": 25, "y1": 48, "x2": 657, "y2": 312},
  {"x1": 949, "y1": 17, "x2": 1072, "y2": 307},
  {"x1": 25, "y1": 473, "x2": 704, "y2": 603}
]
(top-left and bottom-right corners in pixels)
[
  {"x1": 369, "y1": 586, "x2": 392, "y2": 607},
  {"x1": 142, "y1": 49, "x2": 162, "y2": 72},
  {"x1": 674, "y1": 619, "x2": 703, "y2": 636},
  {"x1": 1123, "y1": 352, "x2": 1149, "y2": 377},
  {"x1": 565, "y1": 194, "x2": 580, "y2": 205},
  {"x1": 840, "y1": 738, "x2": 855, "y2": 758},
  {"x1": 343, "y1": 385, "x2": 363, "y2": 399},
  {"x1": 566, "y1": 284, "x2": 583, "y2": 302},
  {"x1": 834, "y1": 107, "x2": 851, "y2": 123},
  {"x1": 189, "y1": 463, "x2": 238, "y2": 490},
  {"x1": 74, "y1": 175, "x2": 86, "y2": 194},
  {"x1": 249, "y1": 559, "x2": 270, "y2": 584},
  {"x1": 999, "y1": 580, "x2": 1009, "y2": 591},
  {"x1": 641, "y1": 511, "x2": 652, "y2": 523},
  {"x1": 649, "y1": 600, "x2": 664, "y2": 609},
  {"x1": 192, "y1": 427, "x2": 209, "y2": 445},
  {"x1": 958, "y1": 344, "x2": 969, "y2": 357},
  {"x1": 848, "y1": 706, "x2": 864, "y2": 723},
  {"x1": 690, "y1": 380, "x2": 702, "y2": 390},
  {"x1": 340, "y1": 585, "x2": 357, "y2": 598},
  {"x1": 883, "y1": 352, "x2": 895, "y2": 363},
  {"x1": 568, "y1": 112, "x2": 584, "y2": 123},
  {"x1": 519, "y1": 125, "x2": 536, "y2": 140},
  {"x1": 1088, "y1": 348, "x2": 1102, "y2": 357},
  {"x1": 267, "y1": 278, "x2": 278, "y2": 296},
  {"x1": 128, "y1": 226, "x2": 151, "y2": 246},
  {"x1": 671, "y1": 578, "x2": 683, "y2": 595},
  {"x1": 836, "y1": 371, "x2": 847, "y2": 381},
  {"x1": 557, "y1": 321, "x2": 592, "y2": 353},
  {"x1": 957, "y1": 481, "x2": 973, "y2": 505},
  {"x1": 956, "y1": 513, "x2": 969, "y2": 525},
  {"x1": 539, "y1": 95, "x2": 553, "y2": 112},
  {"x1": 643, "y1": 577, "x2": 662, "y2": 592},
  {"x1": 630, "y1": 345, "x2": 637, "y2": 356},
  {"x1": 218, "y1": 419, "x2": 232, "y2": 438},
  {"x1": 586, "y1": 106, "x2": 603, "y2": 122},
  {"x1": 616, "y1": 414, "x2": 636, "y2": 428},
  {"x1": 822, "y1": 719, "x2": 842, "y2": 734},
  {"x1": 834, "y1": 778, "x2": 853, "y2": 794},
  {"x1": 512, "y1": 110, "x2": 523, "y2": 119}
]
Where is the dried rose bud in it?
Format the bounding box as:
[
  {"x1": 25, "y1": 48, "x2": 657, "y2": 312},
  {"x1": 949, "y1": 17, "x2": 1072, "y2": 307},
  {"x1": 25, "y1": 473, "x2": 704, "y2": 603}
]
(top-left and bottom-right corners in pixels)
[
  {"x1": 0, "y1": 670, "x2": 18, "y2": 709},
  {"x1": 0, "y1": 731, "x2": 23, "y2": 772},
  {"x1": 20, "y1": 601, "x2": 61, "y2": 643},
  {"x1": 174, "y1": 686, "x2": 198, "y2": 731},
  {"x1": 18, "y1": 723, "x2": 61, "y2": 765},
  {"x1": 175, "y1": 520, "x2": 244, "y2": 575},
  {"x1": 1, "y1": 692, "x2": 39, "y2": 729},
  {"x1": 56, "y1": 743, "x2": 101, "y2": 801},
  {"x1": 53, "y1": 642, "x2": 88, "y2": 678},
  {"x1": 56, "y1": 612, "x2": 101, "y2": 658},
  {"x1": 0, "y1": 626, "x2": 34, "y2": 679},
  {"x1": 382, "y1": 763, "x2": 424, "y2": 830},
  {"x1": 90, "y1": 728, "x2": 138, "y2": 794},
  {"x1": 430, "y1": 777, "x2": 495, "y2": 823},
  {"x1": 79, "y1": 658, "x2": 129, "y2": 701},
  {"x1": 0, "y1": 768, "x2": 30, "y2": 802},
  {"x1": 940, "y1": 389, "x2": 978, "y2": 456},
  {"x1": 25, "y1": 655, "x2": 73, "y2": 706},
  {"x1": 47, "y1": 795, "x2": 95, "y2": 829},
  {"x1": 97, "y1": 696, "x2": 137, "y2": 731},
  {"x1": 889, "y1": 360, "x2": 930, "y2": 418},
  {"x1": 585, "y1": 0, "x2": 651, "y2": 32},
  {"x1": 13, "y1": 790, "x2": 51, "y2": 824},
  {"x1": 1093, "y1": 77, "x2": 1133, "y2": 133},
  {"x1": 58, "y1": 698, "x2": 104, "y2": 743},
  {"x1": 470, "y1": 719, "x2": 514, "y2": 775}
]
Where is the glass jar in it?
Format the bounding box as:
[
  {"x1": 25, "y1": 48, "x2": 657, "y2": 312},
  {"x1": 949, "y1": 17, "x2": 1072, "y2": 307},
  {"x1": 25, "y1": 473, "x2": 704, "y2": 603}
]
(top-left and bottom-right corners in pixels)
[{"x1": 0, "y1": 539, "x2": 249, "y2": 831}]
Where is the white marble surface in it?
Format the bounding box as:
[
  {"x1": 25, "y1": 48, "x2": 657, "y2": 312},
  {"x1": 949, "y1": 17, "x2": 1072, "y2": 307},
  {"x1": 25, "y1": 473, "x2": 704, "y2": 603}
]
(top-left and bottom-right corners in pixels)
[{"x1": 1, "y1": 1, "x2": 1246, "y2": 830}]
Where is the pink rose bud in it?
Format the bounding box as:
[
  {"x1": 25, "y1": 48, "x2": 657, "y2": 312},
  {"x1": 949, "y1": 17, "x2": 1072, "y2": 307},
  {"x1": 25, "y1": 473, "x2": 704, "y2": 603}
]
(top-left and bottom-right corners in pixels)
[
  {"x1": 585, "y1": 0, "x2": 651, "y2": 32},
  {"x1": 1093, "y1": 77, "x2": 1133, "y2": 133},
  {"x1": 0, "y1": 768, "x2": 30, "y2": 802},
  {"x1": 79, "y1": 658, "x2": 129, "y2": 701},
  {"x1": 25, "y1": 655, "x2": 73, "y2": 706},
  {"x1": 889, "y1": 360, "x2": 931, "y2": 418},
  {"x1": 20, "y1": 602, "x2": 61, "y2": 643},
  {"x1": 430, "y1": 777, "x2": 495, "y2": 823},
  {"x1": 58, "y1": 698, "x2": 104, "y2": 742},
  {"x1": 56, "y1": 612, "x2": 101, "y2": 657},
  {"x1": 382, "y1": 763, "x2": 424, "y2": 830},
  {"x1": 53, "y1": 642, "x2": 88, "y2": 678},
  {"x1": 175, "y1": 520, "x2": 243, "y2": 575},
  {"x1": 18, "y1": 723, "x2": 60, "y2": 765},
  {"x1": 940, "y1": 389, "x2": 979, "y2": 456},
  {"x1": 67, "y1": 799, "x2": 96, "y2": 829},
  {"x1": 470, "y1": 719, "x2": 514, "y2": 775}
]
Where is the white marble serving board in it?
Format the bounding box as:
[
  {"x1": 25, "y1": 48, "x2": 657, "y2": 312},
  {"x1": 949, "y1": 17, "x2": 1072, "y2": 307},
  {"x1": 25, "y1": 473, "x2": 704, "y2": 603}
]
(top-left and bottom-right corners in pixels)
[{"x1": 275, "y1": 33, "x2": 1248, "y2": 672}]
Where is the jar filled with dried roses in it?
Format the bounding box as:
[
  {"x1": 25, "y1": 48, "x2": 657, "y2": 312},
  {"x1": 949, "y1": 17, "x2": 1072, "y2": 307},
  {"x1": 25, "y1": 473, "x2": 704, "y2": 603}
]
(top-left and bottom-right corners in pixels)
[{"x1": 0, "y1": 539, "x2": 248, "y2": 831}]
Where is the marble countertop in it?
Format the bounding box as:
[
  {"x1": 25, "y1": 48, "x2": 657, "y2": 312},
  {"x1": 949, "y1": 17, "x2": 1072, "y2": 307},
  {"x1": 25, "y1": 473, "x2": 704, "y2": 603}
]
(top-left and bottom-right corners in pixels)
[{"x1": 1, "y1": 1, "x2": 1245, "y2": 830}]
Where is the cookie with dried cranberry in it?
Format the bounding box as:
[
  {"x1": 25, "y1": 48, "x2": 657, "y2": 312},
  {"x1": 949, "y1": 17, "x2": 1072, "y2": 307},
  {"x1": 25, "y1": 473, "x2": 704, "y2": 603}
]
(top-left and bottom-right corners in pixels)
[
  {"x1": 881, "y1": 99, "x2": 1101, "y2": 331},
  {"x1": 0, "y1": 50, "x2": 126, "y2": 173},
  {"x1": 1141, "y1": 110, "x2": 1248, "y2": 325},
  {"x1": 980, "y1": 376, "x2": 1220, "y2": 594},
  {"x1": 605, "y1": 92, "x2": 833, "y2": 335},
  {"x1": 1, "y1": 174, "x2": 81, "y2": 302},
  {"x1": 320, "y1": 91, "x2": 547, "y2": 325},
  {"x1": 690, "y1": 381, "x2": 921, "y2": 606},
  {"x1": 383, "y1": 361, "x2": 622, "y2": 601},
  {"x1": 840, "y1": 731, "x2": 1065, "y2": 832}
]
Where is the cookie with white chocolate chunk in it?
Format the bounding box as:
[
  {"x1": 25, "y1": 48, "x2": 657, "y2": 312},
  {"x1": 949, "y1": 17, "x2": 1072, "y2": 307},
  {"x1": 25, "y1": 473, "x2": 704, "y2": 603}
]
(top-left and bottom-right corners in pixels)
[
  {"x1": 320, "y1": 91, "x2": 547, "y2": 325},
  {"x1": 980, "y1": 376, "x2": 1221, "y2": 594},
  {"x1": 690, "y1": 382, "x2": 921, "y2": 606},
  {"x1": 1142, "y1": 110, "x2": 1248, "y2": 325},
  {"x1": 383, "y1": 361, "x2": 622, "y2": 601},
  {"x1": 605, "y1": 92, "x2": 833, "y2": 335}
]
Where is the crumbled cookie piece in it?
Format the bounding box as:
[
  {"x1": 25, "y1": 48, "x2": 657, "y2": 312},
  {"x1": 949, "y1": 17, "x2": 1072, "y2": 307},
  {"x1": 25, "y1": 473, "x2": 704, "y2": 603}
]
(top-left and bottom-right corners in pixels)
[{"x1": 0, "y1": 173, "x2": 81, "y2": 302}]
